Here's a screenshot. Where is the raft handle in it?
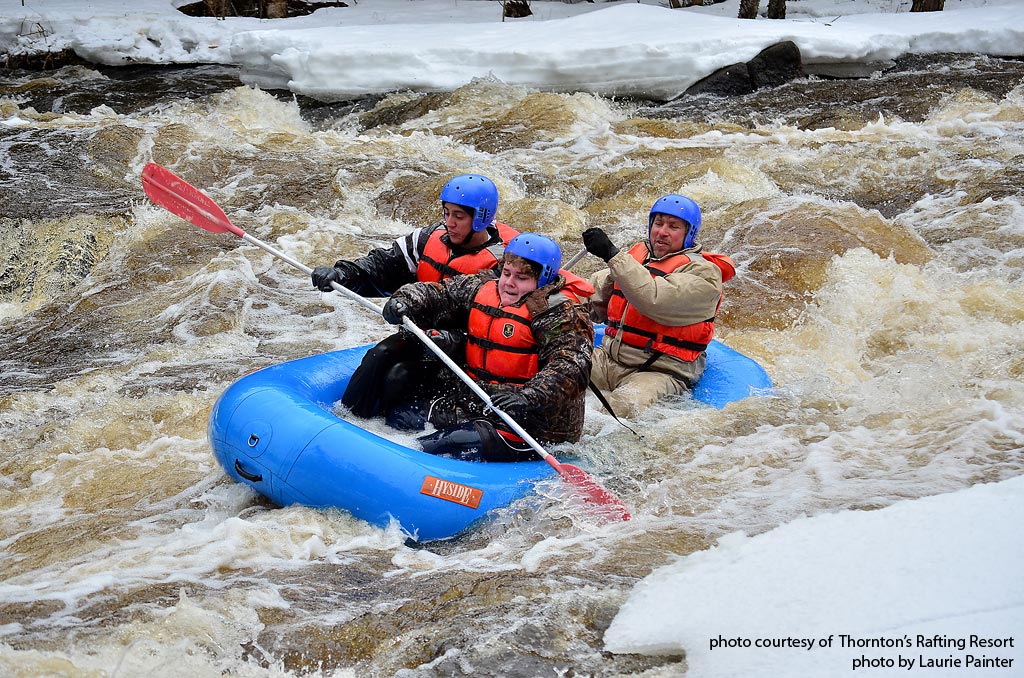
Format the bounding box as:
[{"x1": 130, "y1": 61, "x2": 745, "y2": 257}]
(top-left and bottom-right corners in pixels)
[
  {"x1": 234, "y1": 459, "x2": 263, "y2": 482},
  {"x1": 247, "y1": 434, "x2": 259, "y2": 447}
]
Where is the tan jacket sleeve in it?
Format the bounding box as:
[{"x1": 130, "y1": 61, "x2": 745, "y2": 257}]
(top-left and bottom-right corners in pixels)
[
  {"x1": 587, "y1": 267, "x2": 615, "y2": 324},
  {"x1": 600, "y1": 246, "x2": 723, "y2": 326}
]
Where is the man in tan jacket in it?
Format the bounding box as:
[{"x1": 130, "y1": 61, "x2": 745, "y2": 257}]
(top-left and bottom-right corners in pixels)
[{"x1": 583, "y1": 194, "x2": 733, "y2": 417}]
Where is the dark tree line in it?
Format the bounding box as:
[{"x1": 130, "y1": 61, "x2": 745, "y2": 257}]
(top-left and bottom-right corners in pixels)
[
  {"x1": 187, "y1": 0, "x2": 342, "y2": 19},
  {"x1": 736, "y1": 0, "x2": 945, "y2": 19},
  {"x1": 188, "y1": 0, "x2": 950, "y2": 21}
]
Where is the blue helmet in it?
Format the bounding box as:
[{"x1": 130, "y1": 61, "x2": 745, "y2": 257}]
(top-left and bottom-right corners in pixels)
[
  {"x1": 649, "y1": 194, "x2": 702, "y2": 249},
  {"x1": 504, "y1": 232, "x2": 562, "y2": 287},
  {"x1": 440, "y1": 174, "x2": 499, "y2": 232}
]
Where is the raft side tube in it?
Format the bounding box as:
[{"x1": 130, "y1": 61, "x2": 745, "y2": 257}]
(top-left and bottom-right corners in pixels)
[
  {"x1": 696, "y1": 340, "x2": 772, "y2": 409},
  {"x1": 209, "y1": 329, "x2": 771, "y2": 540},
  {"x1": 281, "y1": 419, "x2": 553, "y2": 541},
  {"x1": 592, "y1": 325, "x2": 771, "y2": 409},
  {"x1": 209, "y1": 348, "x2": 555, "y2": 540}
]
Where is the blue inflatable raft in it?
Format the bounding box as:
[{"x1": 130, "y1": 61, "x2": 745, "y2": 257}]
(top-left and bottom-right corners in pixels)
[{"x1": 208, "y1": 331, "x2": 771, "y2": 541}]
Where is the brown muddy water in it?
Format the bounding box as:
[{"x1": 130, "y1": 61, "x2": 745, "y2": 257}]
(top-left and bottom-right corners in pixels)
[{"x1": 1, "y1": 54, "x2": 1023, "y2": 676}]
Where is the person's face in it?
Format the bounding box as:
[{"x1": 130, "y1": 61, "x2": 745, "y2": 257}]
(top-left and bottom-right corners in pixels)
[
  {"x1": 443, "y1": 202, "x2": 476, "y2": 245},
  {"x1": 498, "y1": 260, "x2": 539, "y2": 306},
  {"x1": 649, "y1": 213, "x2": 688, "y2": 257}
]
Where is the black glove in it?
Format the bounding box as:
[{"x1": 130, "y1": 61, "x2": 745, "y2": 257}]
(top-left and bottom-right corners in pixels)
[
  {"x1": 311, "y1": 265, "x2": 349, "y2": 292},
  {"x1": 382, "y1": 296, "x2": 411, "y2": 325},
  {"x1": 425, "y1": 329, "x2": 466, "y2": 357},
  {"x1": 491, "y1": 389, "x2": 529, "y2": 418},
  {"x1": 583, "y1": 227, "x2": 619, "y2": 262}
]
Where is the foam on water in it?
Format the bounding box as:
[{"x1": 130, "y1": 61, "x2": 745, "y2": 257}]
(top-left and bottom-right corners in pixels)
[{"x1": 2, "y1": 54, "x2": 1023, "y2": 676}]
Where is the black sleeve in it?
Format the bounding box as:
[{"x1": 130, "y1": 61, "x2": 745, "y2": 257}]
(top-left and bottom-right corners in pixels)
[{"x1": 344, "y1": 228, "x2": 427, "y2": 297}]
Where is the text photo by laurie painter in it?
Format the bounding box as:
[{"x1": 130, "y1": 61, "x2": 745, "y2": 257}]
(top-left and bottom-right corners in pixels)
[{"x1": 708, "y1": 633, "x2": 1017, "y2": 672}]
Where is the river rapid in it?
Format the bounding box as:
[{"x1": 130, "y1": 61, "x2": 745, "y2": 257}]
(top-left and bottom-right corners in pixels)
[{"x1": 1, "y1": 56, "x2": 1023, "y2": 677}]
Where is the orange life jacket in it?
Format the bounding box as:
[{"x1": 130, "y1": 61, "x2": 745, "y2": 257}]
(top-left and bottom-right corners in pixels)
[
  {"x1": 605, "y1": 243, "x2": 735, "y2": 363},
  {"x1": 465, "y1": 281, "x2": 540, "y2": 385},
  {"x1": 417, "y1": 222, "x2": 594, "y2": 302},
  {"x1": 560, "y1": 270, "x2": 595, "y2": 302},
  {"x1": 466, "y1": 280, "x2": 577, "y2": 444},
  {"x1": 416, "y1": 222, "x2": 519, "y2": 282}
]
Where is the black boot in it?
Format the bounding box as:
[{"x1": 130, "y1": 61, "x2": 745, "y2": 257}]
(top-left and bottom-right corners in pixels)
[
  {"x1": 418, "y1": 420, "x2": 536, "y2": 462},
  {"x1": 386, "y1": 400, "x2": 429, "y2": 431},
  {"x1": 418, "y1": 422, "x2": 488, "y2": 460}
]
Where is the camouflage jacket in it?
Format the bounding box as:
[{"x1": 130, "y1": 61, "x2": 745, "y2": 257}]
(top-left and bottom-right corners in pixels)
[{"x1": 391, "y1": 270, "x2": 594, "y2": 444}]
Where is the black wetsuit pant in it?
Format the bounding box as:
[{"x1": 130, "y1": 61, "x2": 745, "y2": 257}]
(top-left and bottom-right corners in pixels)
[
  {"x1": 341, "y1": 332, "x2": 537, "y2": 463},
  {"x1": 341, "y1": 331, "x2": 437, "y2": 418}
]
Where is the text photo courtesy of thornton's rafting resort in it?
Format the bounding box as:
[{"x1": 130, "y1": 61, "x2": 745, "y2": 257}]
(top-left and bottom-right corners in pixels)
[{"x1": 1, "y1": 0, "x2": 1023, "y2": 676}]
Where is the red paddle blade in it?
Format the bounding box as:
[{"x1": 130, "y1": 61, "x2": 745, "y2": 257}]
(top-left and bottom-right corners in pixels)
[
  {"x1": 557, "y1": 463, "x2": 631, "y2": 521},
  {"x1": 141, "y1": 163, "x2": 243, "y2": 237}
]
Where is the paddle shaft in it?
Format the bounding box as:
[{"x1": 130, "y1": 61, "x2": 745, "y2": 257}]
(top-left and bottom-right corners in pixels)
[
  {"x1": 141, "y1": 162, "x2": 631, "y2": 515},
  {"x1": 398, "y1": 318, "x2": 555, "y2": 463},
  {"x1": 235, "y1": 227, "x2": 556, "y2": 463},
  {"x1": 563, "y1": 247, "x2": 587, "y2": 271},
  {"x1": 399, "y1": 248, "x2": 589, "y2": 464}
]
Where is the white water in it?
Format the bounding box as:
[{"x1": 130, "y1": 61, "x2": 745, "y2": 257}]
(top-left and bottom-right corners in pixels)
[{"x1": 1, "y1": 60, "x2": 1022, "y2": 676}]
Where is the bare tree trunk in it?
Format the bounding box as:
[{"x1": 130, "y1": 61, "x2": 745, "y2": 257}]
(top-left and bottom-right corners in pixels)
[
  {"x1": 204, "y1": 0, "x2": 231, "y2": 18},
  {"x1": 910, "y1": 0, "x2": 944, "y2": 10},
  {"x1": 267, "y1": 0, "x2": 287, "y2": 18},
  {"x1": 767, "y1": 0, "x2": 786, "y2": 19},
  {"x1": 738, "y1": 0, "x2": 760, "y2": 19},
  {"x1": 501, "y1": 1, "x2": 532, "y2": 20}
]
